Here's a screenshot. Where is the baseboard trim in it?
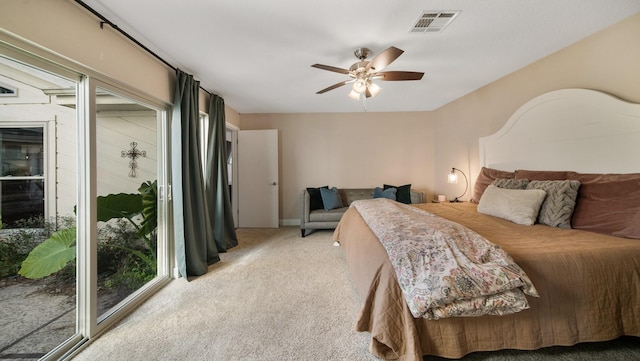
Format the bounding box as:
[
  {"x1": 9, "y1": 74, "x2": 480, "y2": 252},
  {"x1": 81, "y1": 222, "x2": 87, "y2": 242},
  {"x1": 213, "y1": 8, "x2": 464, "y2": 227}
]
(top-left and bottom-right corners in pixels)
[{"x1": 280, "y1": 218, "x2": 300, "y2": 227}]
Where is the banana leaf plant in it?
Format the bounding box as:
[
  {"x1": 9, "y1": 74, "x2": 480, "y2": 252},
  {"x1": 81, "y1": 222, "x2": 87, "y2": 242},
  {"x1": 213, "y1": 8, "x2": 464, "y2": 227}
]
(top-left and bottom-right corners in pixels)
[{"x1": 19, "y1": 180, "x2": 158, "y2": 279}]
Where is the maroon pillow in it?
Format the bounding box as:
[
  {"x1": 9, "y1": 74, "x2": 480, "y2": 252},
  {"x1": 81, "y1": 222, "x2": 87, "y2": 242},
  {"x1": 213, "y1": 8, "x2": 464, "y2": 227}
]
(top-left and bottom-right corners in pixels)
[
  {"x1": 515, "y1": 169, "x2": 570, "y2": 181},
  {"x1": 471, "y1": 167, "x2": 515, "y2": 203},
  {"x1": 568, "y1": 172, "x2": 640, "y2": 239}
]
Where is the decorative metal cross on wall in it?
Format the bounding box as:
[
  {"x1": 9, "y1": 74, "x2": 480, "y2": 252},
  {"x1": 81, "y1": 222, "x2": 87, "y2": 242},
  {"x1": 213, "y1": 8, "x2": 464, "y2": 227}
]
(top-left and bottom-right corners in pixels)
[{"x1": 121, "y1": 142, "x2": 146, "y2": 178}]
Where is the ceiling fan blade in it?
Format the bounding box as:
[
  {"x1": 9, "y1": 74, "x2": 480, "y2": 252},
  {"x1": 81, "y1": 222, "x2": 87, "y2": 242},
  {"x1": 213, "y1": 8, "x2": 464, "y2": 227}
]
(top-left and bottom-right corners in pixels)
[
  {"x1": 316, "y1": 80, "x2": 349, "y2": 94},
  {"x1": 365, "y1": 46, "x2": 404, "y2": 72},
  {"x1": 376, "y1": 71, "x2": 424, "y2": 81},
  {"x1": 311, "y1": 64, "x2": 350, "y2": 74}
]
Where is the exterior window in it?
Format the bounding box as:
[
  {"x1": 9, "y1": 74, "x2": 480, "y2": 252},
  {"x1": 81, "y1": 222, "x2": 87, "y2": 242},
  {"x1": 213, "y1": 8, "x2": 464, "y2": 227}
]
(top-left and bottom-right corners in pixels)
[
  {"x1": 0, "y1": 82, "x2": 17, "y2": 96},
  {"x1": 0, "y1": 127, "x2": 45, "y2": 228}
]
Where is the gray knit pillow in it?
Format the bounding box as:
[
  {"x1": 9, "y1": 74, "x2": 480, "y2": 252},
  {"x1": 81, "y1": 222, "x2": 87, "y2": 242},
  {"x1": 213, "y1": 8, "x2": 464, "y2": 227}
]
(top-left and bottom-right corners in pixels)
[
  {"x1": 526, "y1": 180, "x2": 580, "y2": 228},
  {"x1": 492, "y1": 178, "x2": 529, "y2": 189}
]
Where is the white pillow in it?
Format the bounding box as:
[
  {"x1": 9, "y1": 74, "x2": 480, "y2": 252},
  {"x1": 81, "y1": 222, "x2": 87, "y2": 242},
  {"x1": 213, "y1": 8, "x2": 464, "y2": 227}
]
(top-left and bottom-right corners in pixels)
[{"x1": 477, "y1": 185, "x2": 547, "y2": 225}]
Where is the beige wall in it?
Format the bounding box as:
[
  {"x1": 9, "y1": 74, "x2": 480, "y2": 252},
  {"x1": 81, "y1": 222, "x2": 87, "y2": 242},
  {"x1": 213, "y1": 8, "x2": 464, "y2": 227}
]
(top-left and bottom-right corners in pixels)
[
  {"x1": 240, "y1": 112, "x2": 435, "y2": 223},
  {"x1": 224, "y1": 105, "x2": 241, "y2": 129},
  {"x1": 432, "y1": 12, "x2": 640, "y2": 198},
  {"x1": 2, "y1": 1, "x2": 638, "y2": 225},
  {"x1": 0, "y1": 0, "x2": 241, "y2": 127},
  {"x1": 0, "y1": 0, "x2": 173, "y2": 105}
]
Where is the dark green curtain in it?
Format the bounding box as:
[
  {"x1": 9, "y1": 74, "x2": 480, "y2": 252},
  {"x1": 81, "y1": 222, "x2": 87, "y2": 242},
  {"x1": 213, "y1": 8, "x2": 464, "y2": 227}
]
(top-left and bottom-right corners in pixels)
[
  {"x1": 171, "y1": 69, "x2": 219, "y2": 278},
  {"x1": 206, "y1": 95, "x2": 238, "y2": 251}
]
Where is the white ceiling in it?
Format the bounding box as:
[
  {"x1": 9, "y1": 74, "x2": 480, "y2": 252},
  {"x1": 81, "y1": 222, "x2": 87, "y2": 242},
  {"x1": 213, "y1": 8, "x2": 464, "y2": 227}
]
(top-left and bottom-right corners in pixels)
[{"x1": 82, "y1": 1, "x2": 640, "y2": 114}]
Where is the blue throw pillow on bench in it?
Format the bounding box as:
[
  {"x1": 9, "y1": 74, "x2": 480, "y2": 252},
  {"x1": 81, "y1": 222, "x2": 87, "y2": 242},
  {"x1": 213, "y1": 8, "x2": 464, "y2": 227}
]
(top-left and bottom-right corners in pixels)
[
  {"x1": 307, "y1": 186, "x2": 328, "y2": 210},
  {"x1": 384, "y1": 184, "x2": 412, "y2": 204},
  {"x1": 374, "y1": 187, "x2": 397, "y2": 200},
  {"x1": 320, "y1": 187, "x2": 343, "y2": 210}
]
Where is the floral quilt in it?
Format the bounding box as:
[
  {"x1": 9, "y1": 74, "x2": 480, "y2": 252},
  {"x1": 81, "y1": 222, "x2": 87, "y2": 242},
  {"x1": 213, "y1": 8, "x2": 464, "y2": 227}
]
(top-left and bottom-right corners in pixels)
[{"x1": 352, "y1": 198, "x2": 539, "y2": 319}]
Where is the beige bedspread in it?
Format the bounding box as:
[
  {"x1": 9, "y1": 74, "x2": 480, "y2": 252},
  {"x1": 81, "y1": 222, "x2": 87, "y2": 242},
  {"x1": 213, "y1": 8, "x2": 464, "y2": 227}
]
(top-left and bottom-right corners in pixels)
[
  {"x1": 351, "y1": 198, "x2": 537, "y2": 319},
  {"x1": 333, "y1": 202, "x2": 640, "y2": 361}
]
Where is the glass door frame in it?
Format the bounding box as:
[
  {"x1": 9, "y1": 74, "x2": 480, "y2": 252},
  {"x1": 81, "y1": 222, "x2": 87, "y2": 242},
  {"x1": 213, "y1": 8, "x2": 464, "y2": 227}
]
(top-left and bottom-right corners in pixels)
[
  {"x1": 0, "y1": 40, "x2": 174, "y2": 360},
  {"x1": 0, "y1": 42, "x2": 85, "y2": 360},
  {"x1": 82, "y1": 78, "x2": 172, "y2": 338}
]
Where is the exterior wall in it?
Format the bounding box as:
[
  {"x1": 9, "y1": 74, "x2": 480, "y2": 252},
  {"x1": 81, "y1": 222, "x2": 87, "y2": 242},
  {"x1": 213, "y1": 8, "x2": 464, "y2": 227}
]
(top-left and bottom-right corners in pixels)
[
  {"x1": 53, "y1": 104, "x2": 77, "y2": 219},
  {"x1": 0, "y1": 69, "x2": 158, "y2": 222},
  {"x1": 0, "y1": 69, "x2": 77, "y2": 221},
  {"x1": 96, "y1": 111, "x2": 158, "y2": 196}
]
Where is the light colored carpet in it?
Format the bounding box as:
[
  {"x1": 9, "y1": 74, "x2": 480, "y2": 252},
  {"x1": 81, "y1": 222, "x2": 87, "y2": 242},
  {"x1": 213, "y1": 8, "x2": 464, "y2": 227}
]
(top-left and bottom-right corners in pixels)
[
  {"x1": 72, "y1": 227, "x2": 377, "y2": 361},
  {"x1": 71, "y1": 227, "x2": 640, "y2": 361}
]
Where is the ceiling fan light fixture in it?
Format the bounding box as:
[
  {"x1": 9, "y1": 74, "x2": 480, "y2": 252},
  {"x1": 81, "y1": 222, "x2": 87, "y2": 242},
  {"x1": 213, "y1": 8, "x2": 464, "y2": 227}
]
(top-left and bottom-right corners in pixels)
[
  {"x1": 348, "y1": 89, "x2": 361, "y2": 100},
  {"x1": 367, "y1": 82, "x2": 382, "y2": 97},
  {"x1": 352, "y1": 78, "x2": 367, "y2": 94}
]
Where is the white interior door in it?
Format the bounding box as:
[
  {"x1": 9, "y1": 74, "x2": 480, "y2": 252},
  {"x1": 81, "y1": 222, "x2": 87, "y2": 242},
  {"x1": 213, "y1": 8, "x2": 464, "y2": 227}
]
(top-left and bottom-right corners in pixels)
[
  {"x1": 226, "y1": 126, "x2": 238, "y2": 228},
  {"x1": 238, "y1": 129, "x2": 278, "y2": 228}
]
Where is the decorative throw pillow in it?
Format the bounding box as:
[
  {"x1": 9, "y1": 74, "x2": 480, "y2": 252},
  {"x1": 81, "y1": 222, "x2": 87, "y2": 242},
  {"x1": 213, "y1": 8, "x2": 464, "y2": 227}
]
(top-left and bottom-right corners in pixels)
[
  {"x1": 384, "y1": 184, "x2": 412, "y2": 204},
  {"x1": 306, "y1": 186, "x2": 328, "y2": 211},
  {"x1": 471, "y1": 167, "x2": 516, "y2": 203},
  {"x1": 515, "y1": 169, "x2": 570, "y2": 181},
  {"x1": 526, "y1": 180, "x2": 580, "y2": 229},
  {"x1": 492, "y1": 178, "x2": 529, "y2": 189},
  {"x1": 374, "y1": 187, "x2": 397, "y2": 200},
  {"x1": 568, "y1": 172, "x2": 640, "y2": 239},
  {"x1": 477, "y1": 185, "x2": 547, "y2": 226},
  {"x1": 320, "y1": 187, "x2": 343, "y2": 211}
]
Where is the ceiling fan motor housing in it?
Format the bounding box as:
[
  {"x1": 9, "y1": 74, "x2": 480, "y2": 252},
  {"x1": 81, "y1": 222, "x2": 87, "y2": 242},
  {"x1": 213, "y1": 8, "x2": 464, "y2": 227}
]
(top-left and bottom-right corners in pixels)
[{"x1": 353, "y1": 47, "x2": 372, "y2": 60}]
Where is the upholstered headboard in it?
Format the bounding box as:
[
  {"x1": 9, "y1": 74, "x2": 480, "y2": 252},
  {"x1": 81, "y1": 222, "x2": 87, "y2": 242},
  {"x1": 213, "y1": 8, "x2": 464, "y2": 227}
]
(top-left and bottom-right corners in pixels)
[
  {"x1": 475, "y1": 89, "x2": 640, "y2": 239},
  {"x1": 479, "y1": 89, "x2": 640, "y2": 173}
]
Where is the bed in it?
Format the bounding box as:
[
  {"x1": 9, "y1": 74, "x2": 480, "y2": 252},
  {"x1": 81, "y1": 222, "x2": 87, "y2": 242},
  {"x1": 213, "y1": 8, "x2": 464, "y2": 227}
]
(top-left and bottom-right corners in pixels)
[{"x1": 333, "y1": 89, "x2": 640, "y2": 361}]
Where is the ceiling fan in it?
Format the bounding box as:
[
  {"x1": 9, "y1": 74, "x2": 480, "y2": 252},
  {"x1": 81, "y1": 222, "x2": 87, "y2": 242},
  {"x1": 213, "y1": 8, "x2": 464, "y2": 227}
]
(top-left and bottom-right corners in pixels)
[{"x1": 311, "y1": 46, "x2": 424, "y2": 100}]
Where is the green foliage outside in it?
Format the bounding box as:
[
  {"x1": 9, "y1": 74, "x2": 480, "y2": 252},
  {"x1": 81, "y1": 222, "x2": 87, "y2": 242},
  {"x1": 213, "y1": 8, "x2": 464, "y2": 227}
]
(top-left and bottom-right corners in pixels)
[
  {"x1": 0, "y1": 180, "x2": 158, "y2": 292},
  {"x1": 0, "y1": 216, "x2": 57, "y2": 279}
]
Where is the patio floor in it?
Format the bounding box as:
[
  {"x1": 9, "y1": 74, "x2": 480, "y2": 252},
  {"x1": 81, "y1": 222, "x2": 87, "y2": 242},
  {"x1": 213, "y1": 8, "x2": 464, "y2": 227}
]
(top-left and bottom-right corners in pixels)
[
  {"x1": 0, "y1": 275, "x2": 131, "y2": 360},
  {"x1": 0, "y1": 279, "x2": 75, "y2": 360}
]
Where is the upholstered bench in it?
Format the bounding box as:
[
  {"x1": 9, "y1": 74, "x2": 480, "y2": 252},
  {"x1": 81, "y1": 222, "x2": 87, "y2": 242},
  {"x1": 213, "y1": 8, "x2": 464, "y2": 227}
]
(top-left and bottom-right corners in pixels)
[{"x1": 300, "y1": 186, "x2": 424, "y2": 237}]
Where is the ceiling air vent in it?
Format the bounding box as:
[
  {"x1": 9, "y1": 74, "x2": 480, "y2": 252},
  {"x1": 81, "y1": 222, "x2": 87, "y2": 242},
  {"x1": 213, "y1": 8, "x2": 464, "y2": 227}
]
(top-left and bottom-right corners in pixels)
[{"x1": 411, "y1": 11, "x2": 460, "y2": 33}]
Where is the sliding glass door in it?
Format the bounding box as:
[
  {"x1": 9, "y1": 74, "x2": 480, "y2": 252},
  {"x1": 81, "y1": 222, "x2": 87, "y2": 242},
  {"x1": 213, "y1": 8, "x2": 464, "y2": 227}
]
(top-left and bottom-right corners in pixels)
[
  {"x1": 0, "y1": 49, "x2": 171, "y2": 360},
  {"x1": 0, "y1": 54, "x2": 79, "y2": 360},
  {"x1": 93, "y1": 84, "x2": 166, "y2": 323}
]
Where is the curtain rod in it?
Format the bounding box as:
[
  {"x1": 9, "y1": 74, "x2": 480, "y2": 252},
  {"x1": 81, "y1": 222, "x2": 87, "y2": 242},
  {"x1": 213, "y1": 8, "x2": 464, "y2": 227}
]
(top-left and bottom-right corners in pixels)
[{"x1": 73, "y1": 0, "x2": 212, "y2": 96}]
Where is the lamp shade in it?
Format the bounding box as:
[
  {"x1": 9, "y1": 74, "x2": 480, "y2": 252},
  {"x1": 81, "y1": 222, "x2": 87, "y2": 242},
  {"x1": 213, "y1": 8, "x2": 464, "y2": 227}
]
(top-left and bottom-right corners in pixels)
[
  {"x1": 368, "y1": 82, "x2": 382, "y2": 97},
  {"x1": 447, "y1": 168, "x2": 458, "y2": 183},
  {"x1": 352, "y1": 79, "x2": 367, "y2": 94}
]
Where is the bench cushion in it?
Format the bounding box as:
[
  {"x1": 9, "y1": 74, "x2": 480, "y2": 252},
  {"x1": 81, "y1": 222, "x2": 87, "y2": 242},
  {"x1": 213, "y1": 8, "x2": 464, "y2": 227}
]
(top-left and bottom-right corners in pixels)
[{"x1": 309, "y1": 207, "x2": 348, "y2": 222}]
